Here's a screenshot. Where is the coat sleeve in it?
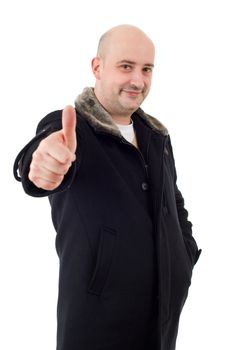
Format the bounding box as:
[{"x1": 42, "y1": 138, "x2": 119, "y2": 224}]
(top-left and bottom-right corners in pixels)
[
  {"x1": 175, "y1": 184, "x2": 201, "y2": 265},
  {"x1": 167, "y1": 136, "x2": 201, "y2": 266},
  {"x1": 13, "y1": 110, "x2": 78, "y2": 197}
]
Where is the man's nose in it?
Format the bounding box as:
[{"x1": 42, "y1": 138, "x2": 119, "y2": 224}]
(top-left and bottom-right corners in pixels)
[{"x1": 129, "y1": 70, "x2": 144, "y2": 90}]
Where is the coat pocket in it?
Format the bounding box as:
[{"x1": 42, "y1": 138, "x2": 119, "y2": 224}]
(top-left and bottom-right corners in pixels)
[{"x1": 88, "y1": 226, "x2": 117, "y2": 296}]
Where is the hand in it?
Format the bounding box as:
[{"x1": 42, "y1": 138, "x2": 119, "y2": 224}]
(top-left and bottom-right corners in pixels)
[{"x1": 29, "y1": 106, "x2": 77, "y2": 190}]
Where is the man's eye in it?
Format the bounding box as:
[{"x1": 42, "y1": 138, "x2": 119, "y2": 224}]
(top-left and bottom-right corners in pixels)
[
  {"x1": 121, "y1": 64, "x2": 131, "y2": 70},
  {"x1": 143, "y1": 67, "x2": 153, "y2": 73}
]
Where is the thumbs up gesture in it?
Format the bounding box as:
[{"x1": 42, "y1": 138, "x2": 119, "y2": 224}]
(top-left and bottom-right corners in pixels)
[{"x1": 29, "y1": 106, "x2": 77, "y2": 190}]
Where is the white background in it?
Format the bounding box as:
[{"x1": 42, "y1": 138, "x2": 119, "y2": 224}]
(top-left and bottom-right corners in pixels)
[{"x1": 0, "y1": 0, "x2": 232, "y2": 349}]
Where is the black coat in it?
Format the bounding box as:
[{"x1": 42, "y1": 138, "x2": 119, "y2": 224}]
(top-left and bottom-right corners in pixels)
[{"x1": 14, "y1": 88, "x2": 201, "y2": 350}]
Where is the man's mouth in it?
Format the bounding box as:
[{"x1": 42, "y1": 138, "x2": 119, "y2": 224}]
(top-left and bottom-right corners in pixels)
[{"x1": 122, "y1": 89, "x2": 142, "y2": 97}]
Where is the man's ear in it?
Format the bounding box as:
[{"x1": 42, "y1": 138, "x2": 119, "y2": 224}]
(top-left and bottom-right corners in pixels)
[{"x1": 92, "y1": 57, "x2": 101, "y2": 80}]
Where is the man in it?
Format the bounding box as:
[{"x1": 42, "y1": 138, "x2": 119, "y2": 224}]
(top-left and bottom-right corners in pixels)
[{"x1": 14, "y1": 24, "x2": 201, "y2": 350}]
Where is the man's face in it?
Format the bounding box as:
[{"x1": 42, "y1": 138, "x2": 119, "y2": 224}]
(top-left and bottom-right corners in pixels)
[{"x1": 93, "y1": 31, "x2": 155, "y2": 120}]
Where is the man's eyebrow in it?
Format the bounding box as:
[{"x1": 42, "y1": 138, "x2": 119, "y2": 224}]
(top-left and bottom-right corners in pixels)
[
  {"x1": 116, "y1": 60, "x2": 154, "y2": 67},
  {"x1": 116, "y1": 60, "x2": 136, "y2": 65},
  {"x1": 144, "y1": 63, "x2": 154, "y2": 68}
]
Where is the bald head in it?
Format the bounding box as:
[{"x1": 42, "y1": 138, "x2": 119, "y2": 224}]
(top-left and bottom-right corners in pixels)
[
  {"x1": 97, "y1": 24, "x2": 155, "y2": 60},
  {"x1": 92, "y1": 24, "x2": 155, "y2": 122}
]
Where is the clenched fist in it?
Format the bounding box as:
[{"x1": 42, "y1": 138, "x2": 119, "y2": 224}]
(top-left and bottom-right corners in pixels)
[{"x1": 29, "y1": 106, "x2": 77, "y2": 190}]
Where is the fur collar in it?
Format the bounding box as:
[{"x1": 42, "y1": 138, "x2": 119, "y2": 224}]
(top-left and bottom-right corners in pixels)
[{"x1": 74, "y1": 87, "x2": 168, "y2": 137}]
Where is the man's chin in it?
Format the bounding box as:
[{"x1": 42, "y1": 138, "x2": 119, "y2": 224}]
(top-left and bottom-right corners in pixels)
[{"x1": 120, "y1": 98, "x2": 143, "y2": 111}]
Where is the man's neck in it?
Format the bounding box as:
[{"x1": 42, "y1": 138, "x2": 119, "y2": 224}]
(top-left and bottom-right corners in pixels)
[{"x1": 111, "y1": 115, "x2": 132, "y2": 125}]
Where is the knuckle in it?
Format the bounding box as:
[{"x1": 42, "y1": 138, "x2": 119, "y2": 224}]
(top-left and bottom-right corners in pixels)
[
  {"x1": 28, "y1": 172, "x2": 35, "y2": 183},
  {"x1": 32, "y1": 150, "x2": 41, "y2": 160},
  {"x1": 38, "y1": 138, "x2": 47, "y2": 150},
  {"x1": 31, "y1": 149, "x2": 44, "y2": 165},
  {"x1": 59, "y1": 161, "x2": 71, "y2": 175},
  {"x1": 64, "y1": 163, "x2": 71, "y2": 174}
]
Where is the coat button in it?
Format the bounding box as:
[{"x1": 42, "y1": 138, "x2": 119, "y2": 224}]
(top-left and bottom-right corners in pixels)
[{"x1": 141, "y1": 182, "x2": 149, "y2": 191}]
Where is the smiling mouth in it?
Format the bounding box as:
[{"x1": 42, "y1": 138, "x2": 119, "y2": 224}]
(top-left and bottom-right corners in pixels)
[{"x1": 122, "y1": 90, "x2": 142, "y2": 97}]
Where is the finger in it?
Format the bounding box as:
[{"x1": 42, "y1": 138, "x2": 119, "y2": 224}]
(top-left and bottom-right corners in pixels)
[
  {"x1": 39, "y1": 134, "x2": 75, "y2": 164},
  {"x1": 32, "y1": 151, "x2": 72, "y2": 176},
  {"x1": 62, "y1": 105, "x2": 77, "y2": 154},
  {"x1": 29, "y1": 167, "x2": 64, "y2": 190},
  {"x1": 29, "y1": 176, "x2": 64, "y2": 191}
]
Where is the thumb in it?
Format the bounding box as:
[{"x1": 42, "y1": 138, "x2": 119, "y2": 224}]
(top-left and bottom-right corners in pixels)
[{"x1": 62, "y1": 105, "x2": 77, "y2": 154}]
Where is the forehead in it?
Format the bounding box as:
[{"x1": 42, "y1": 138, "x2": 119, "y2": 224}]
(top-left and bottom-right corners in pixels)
[
  {"x1": 108, "y1": 42, "x2": 154, "y2": 65},
  {"x1": 102, "y1": 30, "x2": 155, "y2": 65}
]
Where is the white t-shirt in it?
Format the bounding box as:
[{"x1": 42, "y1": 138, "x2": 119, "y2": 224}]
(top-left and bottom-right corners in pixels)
[{"x1": 116, "y1": 121, "x2": 135, "y2": 143}]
